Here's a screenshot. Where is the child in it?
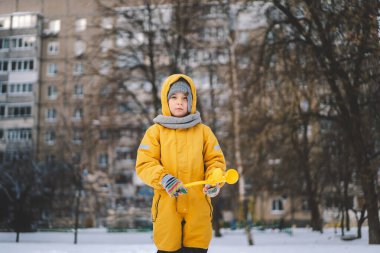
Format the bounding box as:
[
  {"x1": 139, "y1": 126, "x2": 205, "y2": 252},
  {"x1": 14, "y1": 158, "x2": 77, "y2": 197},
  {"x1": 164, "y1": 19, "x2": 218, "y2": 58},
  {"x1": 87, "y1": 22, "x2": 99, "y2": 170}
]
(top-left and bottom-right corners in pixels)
[{"x1": 135, "y1": 74, "x2": 226, "y2": 253}]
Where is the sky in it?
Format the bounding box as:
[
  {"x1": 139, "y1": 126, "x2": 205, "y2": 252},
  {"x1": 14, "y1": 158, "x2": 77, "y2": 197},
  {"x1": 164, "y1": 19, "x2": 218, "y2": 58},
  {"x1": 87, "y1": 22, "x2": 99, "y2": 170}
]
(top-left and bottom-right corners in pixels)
[{"x1": 1, "y1": 227, "x2": 380, "y2": 253}]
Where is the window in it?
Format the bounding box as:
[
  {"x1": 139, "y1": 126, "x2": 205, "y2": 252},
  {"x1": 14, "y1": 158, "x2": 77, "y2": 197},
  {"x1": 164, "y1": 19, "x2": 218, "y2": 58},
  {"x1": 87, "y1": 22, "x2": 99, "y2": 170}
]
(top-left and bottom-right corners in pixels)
[
  {"x1": 0, "y1": 60, "x2": 9, "y2": 72},
  {"x1": 116, "y1": 32, "x2": 127, "y2": 47},
  {"x1": 73, "y1": 84, "x2": 83, "y2": 98},
  {"x1": 0, "y1": 105, "x2": 5, "y2": 117},
  {"x1": 74, "y1": 40, "x2": 86, "y2": 56},
  {"x1": 6, "y1": 128, "x2": 32, "y2": 142},
  {"x1": 298, "y1": 124, "x2": 312, "y2": 138},
  {"x1": 101, "y1": 39, "x2": 113, "y2": 53},
  {"x1": 3, "y1": 151, "x2": 20, "y2": 163},
  {"x1": 46, "y1": 108, "x2": 56, "y2": 122},
  {"x1": 0, "y1": 38, "x2": 9, "y2": 50},
  {"x1": 100, "y1": 129, "x2": 108, "y2": 140},
  {"x1": 11, "y1": 36, "x2": 35, "y2": 49},
  {"x1": 301, "y1": 199, "x2": 309, "y2": 211},
  {"x1": 100, "y1": 60, "x2": 111, "y2": 75},
  {"x1": 7, "y1": 105, "x2": 32, "y2": 118},
  {"x1": 100, "y1": 85, "x2": 110, "y2": 97},
  {"x1": 8, "y1": 83, "x2": 33, "y2": 95},
  {"x1": 10, "y1": 59, "x2": 34, "y2": 72},
  {"x1": 23, "y1": 37, "x2": 35, "y2": 48},
  {"x1": 11, "y1": 38, "x2": 21, "y2": 48},
  {"x1": 48, "y1": 85, "x2": 57, "y2": 99},
  {"x1": 12, "y1": 15, "x2": 37, "y2": 29},
  {"x1": 0, "y1": 83, "x2": 7, "y2": 95},
  {"x1": 272, "y1": 198, "x2": 284, "y2": 213},
  {"x1": 101, "y1": 17, "x2": 113, "y2": 29},
  {"x1": 75, "y1": 18, "x2": 87, "y2": 32},
  {"x1": 49, "y1": 20, "x2": 61, "y2": 33},
  {"x1": 47, "y1": 63, "x2": 58, "y2": 76},
  {"x1": 73, "y1": 108, "x2": 83, "y2": 120},
  {"x1": 202, "y1": 27, "x2": 223, "y2": 40},
  {"x1": 47, "y1": 41, "x2": 59, "y2": 55},
  {"x1": 116, "y1": 148, "x2": 133, "y2": 160},
  {"x1": 45, "y1": 130, "x2": 56, "y2": 145},
  {"x1": 0, "y1": 17, "x2": 11, "y2": 29},
  {"x1": 118, "y1": 103, "x2": 131, "y2": 113},
  {"x1": 73, "y1": 63, "x2": 84, "y2": 75},
  {"x1": 72, "y1": 129, "x2": 82, "y2": 144},
  {"x1": 98, "y1": 153, "x2": 108, "y2": 167}
]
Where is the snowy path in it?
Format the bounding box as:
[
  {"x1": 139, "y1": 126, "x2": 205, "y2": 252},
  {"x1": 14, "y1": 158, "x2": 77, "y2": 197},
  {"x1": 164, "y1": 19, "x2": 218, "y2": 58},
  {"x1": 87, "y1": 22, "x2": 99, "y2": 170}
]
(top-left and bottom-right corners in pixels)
[{"x1": 1, "y1": 228, "x2": 379, "y2": 253}]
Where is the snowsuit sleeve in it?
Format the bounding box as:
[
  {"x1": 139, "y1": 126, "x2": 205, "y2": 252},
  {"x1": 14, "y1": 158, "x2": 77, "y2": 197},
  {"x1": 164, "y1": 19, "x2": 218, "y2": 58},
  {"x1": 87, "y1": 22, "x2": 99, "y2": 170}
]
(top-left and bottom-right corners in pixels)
[
  {"x1": 135, "y1": 125, "x2": 167, "y2": 189},
  {"x1": 203, "y1": 125, "x2": 226, "y2": 182}
]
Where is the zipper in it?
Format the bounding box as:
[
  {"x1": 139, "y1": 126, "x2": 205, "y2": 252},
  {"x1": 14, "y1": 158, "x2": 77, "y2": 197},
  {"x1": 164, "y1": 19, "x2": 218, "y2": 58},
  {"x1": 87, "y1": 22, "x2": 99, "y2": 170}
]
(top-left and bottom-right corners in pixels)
[
  {"x1": 205, "y1": 195, "x2": 213, "y2": 219},
  {"x1": 152, "y1": 194, "x2": 161, "y2": 222}
]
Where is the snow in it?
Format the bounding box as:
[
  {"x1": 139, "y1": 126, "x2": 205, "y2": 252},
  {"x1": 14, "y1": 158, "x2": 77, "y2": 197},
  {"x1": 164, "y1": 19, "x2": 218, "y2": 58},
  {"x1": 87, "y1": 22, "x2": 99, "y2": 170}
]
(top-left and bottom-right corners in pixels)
[{"x1": 1, "y1": 227, "x2": 379, "y2": 253}]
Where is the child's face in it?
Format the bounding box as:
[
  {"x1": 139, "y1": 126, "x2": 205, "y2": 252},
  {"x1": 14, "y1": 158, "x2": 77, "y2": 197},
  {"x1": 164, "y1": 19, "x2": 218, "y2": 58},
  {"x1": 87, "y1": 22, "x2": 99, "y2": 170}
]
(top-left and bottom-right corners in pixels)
[{"x1": 168, "y1": 92, "x2": 188, "y2": 117}]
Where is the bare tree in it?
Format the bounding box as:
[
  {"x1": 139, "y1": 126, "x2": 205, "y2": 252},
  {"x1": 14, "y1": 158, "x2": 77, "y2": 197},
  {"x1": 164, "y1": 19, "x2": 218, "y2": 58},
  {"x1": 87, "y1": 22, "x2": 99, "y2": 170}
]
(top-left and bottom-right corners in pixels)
[
  {"x1": 257, "y1": 0, "x2": 380, "y2": 243},
  {"x1": 0, "y1": 152, "x2": 54, "y2": 242},
  {"x1": 95, "y1": 0, "x2": 205, "y2": 120}
]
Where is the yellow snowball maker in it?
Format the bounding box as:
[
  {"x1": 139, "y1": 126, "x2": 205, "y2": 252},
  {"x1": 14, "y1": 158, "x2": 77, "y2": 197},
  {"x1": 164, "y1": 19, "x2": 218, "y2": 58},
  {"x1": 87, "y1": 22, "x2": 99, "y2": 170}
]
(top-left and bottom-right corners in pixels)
[{"x1": 184, "y1": 169, "x2": 239, "y2": 188}]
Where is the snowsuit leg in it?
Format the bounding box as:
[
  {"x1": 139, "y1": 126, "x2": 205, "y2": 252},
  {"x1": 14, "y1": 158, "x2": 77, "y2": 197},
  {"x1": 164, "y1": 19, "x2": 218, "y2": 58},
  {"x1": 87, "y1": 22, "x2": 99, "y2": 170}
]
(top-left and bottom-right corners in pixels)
[
  {"x1": 153, "y1": 193, "x2": 183, "y2": 251},
  {"x1": 182, "y1": 194, "x2": 213, "y2": 249}
]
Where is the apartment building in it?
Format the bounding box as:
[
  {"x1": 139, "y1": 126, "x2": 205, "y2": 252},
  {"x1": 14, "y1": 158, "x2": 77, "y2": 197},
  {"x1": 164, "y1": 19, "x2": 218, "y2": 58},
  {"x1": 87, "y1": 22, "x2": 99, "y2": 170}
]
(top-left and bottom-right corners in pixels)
[
  {"x1": 0, "y1": 0, "x2": 142, "y2": 227},
  {"x1": 0, "y1": 12, "x2": 42, "y2": 163}
]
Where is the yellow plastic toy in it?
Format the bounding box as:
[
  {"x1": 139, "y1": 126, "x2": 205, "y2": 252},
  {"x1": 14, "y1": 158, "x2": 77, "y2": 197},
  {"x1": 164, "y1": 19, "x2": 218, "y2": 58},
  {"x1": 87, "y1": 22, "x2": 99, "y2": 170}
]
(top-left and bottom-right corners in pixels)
[{"x1": 184, "y1": 169, "x2": 239, "y2": 188}]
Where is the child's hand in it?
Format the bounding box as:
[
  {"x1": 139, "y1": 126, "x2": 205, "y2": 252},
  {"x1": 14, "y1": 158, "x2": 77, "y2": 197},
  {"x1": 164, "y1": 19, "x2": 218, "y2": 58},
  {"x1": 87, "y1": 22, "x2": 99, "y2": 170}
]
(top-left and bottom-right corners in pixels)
[
  {"x1": 161, "y1": 174, "x2": 188, "y2": 197},
  {"x1": 203, "y1": 184, "x2": 220, "y2": 198}
]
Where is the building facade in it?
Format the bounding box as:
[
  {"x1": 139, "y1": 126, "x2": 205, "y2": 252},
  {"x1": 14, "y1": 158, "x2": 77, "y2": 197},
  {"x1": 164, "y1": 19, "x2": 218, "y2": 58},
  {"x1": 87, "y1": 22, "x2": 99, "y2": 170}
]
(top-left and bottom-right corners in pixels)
[{"x1": 0, "y1": 12, "x2": 42, "y2": 163}]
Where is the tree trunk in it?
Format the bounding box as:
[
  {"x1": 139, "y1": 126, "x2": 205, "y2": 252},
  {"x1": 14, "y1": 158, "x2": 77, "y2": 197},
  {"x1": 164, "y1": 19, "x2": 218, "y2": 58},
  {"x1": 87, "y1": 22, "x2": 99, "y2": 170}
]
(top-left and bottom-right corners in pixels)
[
  {"x1": 145, "y1": 0, "x2": 160, "y2": 117},
  {"x1": 243, "y1": 199, "x2": 254, "y2": 245},
  {"x1": 228, "y1": 29, "x2": 253, "y2": 246},
  {"x1": 212, "y1": 198, "x2": 223, "y2": 237},
  {"x1": 357, "y1": 217, "x2": 365, "y2": 239},
  {"x1": 340, "y1": 208, "x2": 345, "y2": 237},
  {"x1": 302, "y1": 157, "x2": 322, "y2": 232},
  {"x1": 309, "y1": 194, "x2": 322, "y2": 232},
  {"x1": 356, "y1": 207, "x2": 367, "y2": 239},
  {"x1": 298, "y1": 120, "x2": 322, "y2": 232},
  {"x1": 345, "y1": 208, "x2": 350, "y2": 232},
  {"x1": 74, "y1": 189, "x2": 81, "y2": 244},
  {"x1": 352, "y1": 128, "x2": 380, "y2": 243},
  {"x1": 208, "y1": 63, "x2": 217, "y2": 131},
  {"x1": 360, "y1": 169, "x2": 380, "y2": 244}
]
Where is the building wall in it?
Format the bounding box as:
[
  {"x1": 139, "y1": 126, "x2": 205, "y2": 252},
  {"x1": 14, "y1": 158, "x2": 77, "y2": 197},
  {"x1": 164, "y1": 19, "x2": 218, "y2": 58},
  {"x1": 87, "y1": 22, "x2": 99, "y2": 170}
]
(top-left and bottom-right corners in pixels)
[
  {"x1": 0, "y1": 12, "x2": 42, "y2": 161},
  {"x1": 254, "y1": 191, "x2": 311, "y2": 226}
]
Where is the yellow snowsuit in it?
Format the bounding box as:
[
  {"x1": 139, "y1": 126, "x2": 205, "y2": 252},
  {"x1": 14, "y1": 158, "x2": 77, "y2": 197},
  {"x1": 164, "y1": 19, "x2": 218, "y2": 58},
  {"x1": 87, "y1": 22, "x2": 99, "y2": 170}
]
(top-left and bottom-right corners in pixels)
[{"x1": 135, "y1": 74, "x2": 226, "y2": 251}]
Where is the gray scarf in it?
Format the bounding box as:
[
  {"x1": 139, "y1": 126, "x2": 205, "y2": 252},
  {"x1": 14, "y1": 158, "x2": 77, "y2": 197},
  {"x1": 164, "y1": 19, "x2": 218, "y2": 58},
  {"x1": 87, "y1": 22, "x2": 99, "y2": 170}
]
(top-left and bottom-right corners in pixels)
[{"x1": 153, "y1": 111, "x2": 202, "y2": 129}]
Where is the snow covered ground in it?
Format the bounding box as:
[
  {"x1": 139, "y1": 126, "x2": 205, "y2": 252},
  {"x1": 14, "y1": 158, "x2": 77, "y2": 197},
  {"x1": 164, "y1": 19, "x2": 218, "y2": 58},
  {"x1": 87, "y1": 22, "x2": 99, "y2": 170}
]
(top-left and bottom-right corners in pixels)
[{"x1": 1, "y1": 227, "x2": 379, "y2": 253}]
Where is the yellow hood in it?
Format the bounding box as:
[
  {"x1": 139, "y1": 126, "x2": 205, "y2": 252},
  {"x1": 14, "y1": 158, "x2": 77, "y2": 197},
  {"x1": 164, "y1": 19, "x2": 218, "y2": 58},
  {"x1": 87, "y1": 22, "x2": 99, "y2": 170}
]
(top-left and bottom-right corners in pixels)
[{"x1": 160, "y1": 74, "x2": 197, "y2": 116}]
